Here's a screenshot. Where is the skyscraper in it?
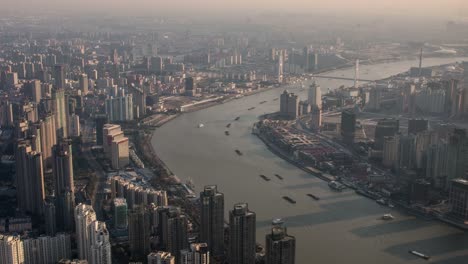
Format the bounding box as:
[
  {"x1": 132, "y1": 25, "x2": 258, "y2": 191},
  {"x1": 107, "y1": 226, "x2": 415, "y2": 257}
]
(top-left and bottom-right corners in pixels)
[
  {"x1": 229, "y1": 203, "x2": 256, "y2": 264},
  {"x1": 148, "y1": 251, "x2": 175, "y2": 264},
  {"x1": 25, "y1": 79, "x2": 42, "y2": 103},
  {"x1": 341, "y1": 110, "x2": 356, "y2": 144},
  {"x1": 105, "y1": 94, "x2": 134, "y2": 122},
  {"x1": 150, "y1": 56, "x2": 163, "y2": 73},
  {"x1": 95, "y1": 114, "x2": 108, "y2": 145},
  {"x1": 200, "y1": 185, "x2": 224, "y2": 257},
  {"x1": 52, "y1": 88, "x2": 69, "y2": 138},
  {"x1": 180, "y1": 243, "x2": 210, "y2": 264},
  {"x1": 75, "y1": 204, "x2": 97, "y2": 261},
  {"x1": 113, "y1": 198, "x2": 128, "y2": 229},
  {"x1": 89, "y1": 221, "x2": 112, "y2": 264},
  {"x1": 303, "y1": 47, "x2": 309, "y2": 72},
  {"x1": 54, "y1": 64, "x2": 66, "y2": 89},
  {"x1": 161, "y1": 207, "x2": 189, "y2": 262},
  {"x1": 279, "y1": 91, "x2": 299, "y2": 120},
  {"x1": 265, "y1": 220, "x2": 295, "y2": 264},
  {"x1": 307, "y1": 80, "x2": 322, "y2": 109},
  {"x1": 23, "y1": 233, "x2": 71, "y2": 264},
  {"x1": 53, "y1": 139, "x2": 75, "y2": 232},
  {"x1": 128, "y1": 206, "x2": 151, "y2": 261},
  {"x1": 15, "y1": 141, "x2": 45, "y2": 215},
  {"x1": 0, "y1": 235, "x2": 24, "y2": 264}
]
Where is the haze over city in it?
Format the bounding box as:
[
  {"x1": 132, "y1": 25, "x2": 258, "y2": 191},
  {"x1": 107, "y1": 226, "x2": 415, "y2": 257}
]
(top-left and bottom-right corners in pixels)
[{"x1": 1, "y1": 1, "x2": 468, "y2": 264}]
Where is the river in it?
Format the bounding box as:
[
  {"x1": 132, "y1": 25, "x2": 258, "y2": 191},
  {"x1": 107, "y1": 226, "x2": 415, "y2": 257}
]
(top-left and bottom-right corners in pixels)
[{"x1": 152, "y1": 57, "x2": 468, "y2": 264}]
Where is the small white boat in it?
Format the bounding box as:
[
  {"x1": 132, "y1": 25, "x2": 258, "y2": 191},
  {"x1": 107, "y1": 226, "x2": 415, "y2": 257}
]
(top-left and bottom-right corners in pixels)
[
  {"x1": 198, "y1": 123, "x2": 204, "y2": 128},
  {"x1": 381, "y1": 214, "x2": 394, "y2": 220}
]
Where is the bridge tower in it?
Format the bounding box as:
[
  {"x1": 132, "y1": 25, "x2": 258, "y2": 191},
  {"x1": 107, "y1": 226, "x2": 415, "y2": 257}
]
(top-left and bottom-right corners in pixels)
[{"x1": 354, "y1": 59, "x2": 360, "y2": 88}]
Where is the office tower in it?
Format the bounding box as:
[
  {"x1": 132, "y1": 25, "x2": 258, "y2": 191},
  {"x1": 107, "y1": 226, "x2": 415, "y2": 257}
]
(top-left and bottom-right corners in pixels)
[
  {"x1": 200, "y1": 185, "x2": 224, "y2": 257},
  {"x1": 113, "y1": 198, "x2": 128, "y2": 229},
  {"x1": 15, "y1": 141, "x2": 45, "y2": 215},
  {"x1": 180, "y1": 243, "x2": 210, "y2": 264},
  {"x1": 95, "y1": 114, "x2": 108, "y2": 145},
  {"x1": 131, "y1": 86, "x2": 147, "y2": 117},
  {"x1": 161, "y1": 207, "x2": 189, "y2": 261},
  {"x1": 148, "y1": 251, "x2": 175, "y2": 264},
  {"x1": 185, "y1": 77, "x2": 195, "y2": 96},
  {"x1": 129, "y1": 206, "x2": 151, "y2": 260},
  {"x1": 105, "y1": 94, "x2": 134, "y2": 122},
  {"x1": 265, "y1": 220, "x2": 295, "y2": 264},
  {"x1": 53, "y1": 139, "x2": 75, "y2": 232},
  {"x1": 75, "y1": 204, "x2": 97, "y2": 261},
  {"x1": 151, "y1": 56, "x2": 163, "y2": 73},
  {"x1": 89, "y1": 221, "x2": 112, "y2": 264},
  {"x1": 408, "y1": 119, "x2": 428, "y2": 135},
  {"x1": 229, "y1": 203, "x2": 256, "y2": 264},
  {"x1": 54, "y1": 64, "x2": 66, "y2": 89},
  {"x1": 25, "y1": 80, "x2": 42, "y2": 103},
  {"x1": 22, "y1": 233, "x2": 71, "y2": 264},
  {"x1": 303, "y1": 47, "x2": 309, "y2": 72},
  {"x1": 426, "y1": 143, "x2": 449, "y2": 189},
  {"x1": 449, "y1": 178, "x2": 468, "y2": 222},
  {"x1": 446, "y1": 129, "x2": 468, "y2": 184},
  {"x1": 111, "y1": 136, "x2": 129, "y2": 169},
  {"x1": 79, "y1": 74, "x2": 89, "y2": 94},
  {"x1": 0, "y1": 235, "x2": 24, "y2": 264},
  {"x1": 279, "y1": 90, "x2": 299, "y2": 120},
  {"x1": 37, "y1": 114, "x2": 57, "y2": 167},
  {"x1": 341, "y1": 110, "x2": 356, "y2": 144},
  {"x1": 69, "y1": 114, "x2": 80, "y2": 137},
  {"x1": 6, "y1": 72, "x2": 18, "y2": 88},
  {"x1": 299, "y1": 101, "x2": 310, "y2": 116},
  {"x1": 374, "y1": 119, "x2": 399, "y2": 150},
  {"x1": 398, "y1": 135, "x2": 416, "y2": 170},
  {"x1": 310, "y1": 106, "x2": 322, "y2": 131},
  {"x1": 367, "y1": 87, "x2": 381, "y2": 111},
  {"x1": 307, "y1": 81, "x2": 322, "y2": 109},
  {"x1": 382, "y1": 136, "x2": 400, "y2": 169},
  {"x1": 44, "y1": 201, "x2": 57, "y2": 236},
  {"x1": 53, "y1": 88, "x2": 68, "y2": 138}
]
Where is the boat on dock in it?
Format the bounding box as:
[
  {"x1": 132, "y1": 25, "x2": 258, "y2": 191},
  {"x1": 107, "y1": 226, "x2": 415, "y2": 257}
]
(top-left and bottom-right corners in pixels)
[
  {"x1": 409, "y1": 250, "x2": 430, "y2": 260},
  {"x1": 307, "y1": 194, "x2": 320, "y2": 201},
  {"x1": 328, "y1": 181, "x2": 345, "y2": 191},
  {"x1": 235, "y1": 149, "x2": 243, "y2": 156},
  {"x1": 259, "y1": 175, "x2": 271, "y2": 181},
  {"x1": 274, "y1": 174, "x2": 283, "y2": 180},
  {"x1": 282, "y1": 196, "x2": 296, "y2": 204}
]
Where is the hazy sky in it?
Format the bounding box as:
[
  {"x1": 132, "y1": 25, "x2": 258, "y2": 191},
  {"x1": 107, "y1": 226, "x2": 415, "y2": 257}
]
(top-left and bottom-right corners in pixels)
[{"x1": 3, "y1": 0, "x2": 467, "y2": 17}]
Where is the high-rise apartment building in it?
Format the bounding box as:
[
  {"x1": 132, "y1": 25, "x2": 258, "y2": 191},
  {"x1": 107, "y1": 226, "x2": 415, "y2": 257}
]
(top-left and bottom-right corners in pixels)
[
  {"x1": 307, "y1": 81, "x2": 321, "y2": 109},
  {"x1": 52, "y1": 88, "x2": 68, "y2": 138},
  {"x1": 79, "y1": 74, "x2": 89, "y2": 94},
  {"x1": 105, "y1": 94, "x2": 134, "y2": 122},
  {"x1": 54, "y1": 64, "x2": 66, "y2": 89},
  {"x1": 148, "y1": 251, "x2": 175, "y2": 264},
  {"x1": 128, "y1": 206, "x2": 151, "y2": 261},
  {"x1": 0, "y1": 235, "x2": 24, "y2": 264},
  {"x1": 200, "y1": 185, "x2": 224, "y2": 257},
  {"x1": 341, "y1": 110, "x2": 356, "y2": 144},
  {"x1": 265, "y1": 220, "x2": 295, "y2": 264},
  {"x1": 89, "y1": 221, "x2": 112, "y2": 264},
  {"x1": 161, "y1": 207, "x2": 188, "y2": 262},
  {"x1": 180, "y1": 243, "x2": 210, "y2": 264},
  {"x1": 280, "y1": 90, "x2": 299, "y2": 120},
  {"x1": 22, "y1": 233, "x2": 71, "y2": 264},
  {"x1": 229, "y1": 203, "x2": 256, "y2": 264},
  {"x1": 75, "y1": 204, "x2": 97, "y2": 261},
  {"x1": 53, "y1": 139, "x2": 75, "y2": 232},
  {"x1": 113, "y1": 198, "x2": 128, "y2": 229},
  {"x1": 15, "y1": 141, "x2": 45, "y2": 215}
]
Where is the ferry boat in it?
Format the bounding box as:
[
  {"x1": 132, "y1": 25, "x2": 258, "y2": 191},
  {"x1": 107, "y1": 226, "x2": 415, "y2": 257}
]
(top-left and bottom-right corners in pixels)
[
  {"x1": 198, "y1": 123, "x2": 204, "y2": 128},
  {"x1": 381, "y1": 214, "x2": 394, "y2": 220},
  {"x1": 259, "y1": 175, "x2": 271, "y2": 181},
  {"x1": 235, "y1": 149, "x2": 243, "y2": 156},
  {"x1": 409, "y1": 250, "x2": 430, "y2": 260},
  {"x1": 282, "y1": 196, "x2": 296, "y2": 204}
]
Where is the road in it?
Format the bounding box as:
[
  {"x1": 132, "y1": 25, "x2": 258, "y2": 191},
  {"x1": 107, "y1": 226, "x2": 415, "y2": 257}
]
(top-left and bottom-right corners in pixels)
[{"x1": 82, "y1": 119, "x2": 108, "y2": 220}]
